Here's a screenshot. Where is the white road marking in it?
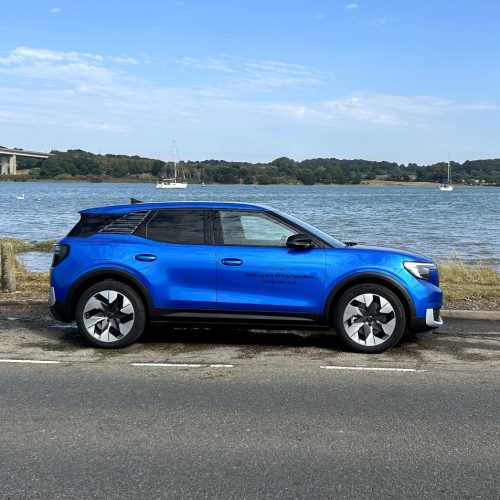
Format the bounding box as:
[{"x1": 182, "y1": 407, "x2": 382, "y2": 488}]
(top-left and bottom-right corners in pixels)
[
  {"x1": 0, "y1": 359, "x2": 61, "y2": 364},
  {"x1": 320, "y1": 365, "x2": 425, "y2": 373},
  {"x1": 131, "y1": 363, "x2": 233, "y2": 368}
]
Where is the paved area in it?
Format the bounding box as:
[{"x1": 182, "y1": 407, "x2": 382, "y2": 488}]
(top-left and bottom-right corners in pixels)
[
  {"x1": 0, "y1": 305, "x2": 499, "y2": 498},
  {"x1": 0, "y1": 304, "x2": 499, "y2": 370}
]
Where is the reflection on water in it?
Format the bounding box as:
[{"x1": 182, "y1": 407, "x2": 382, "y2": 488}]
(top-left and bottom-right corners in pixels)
[{"x1": 1, "y1": 182, "x2": 499, "y2": 271}]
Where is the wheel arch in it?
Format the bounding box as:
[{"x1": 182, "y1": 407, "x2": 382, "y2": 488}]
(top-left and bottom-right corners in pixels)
[
  {"x1": 67, "y1": 268, "x2": 154, "y2": 320},
  {"x1": 325, "y1": 272, "x2": 415, "y2": 327}
]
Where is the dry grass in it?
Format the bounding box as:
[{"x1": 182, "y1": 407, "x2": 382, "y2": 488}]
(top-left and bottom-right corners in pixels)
[
  {"x1": 438, "y1": 259, "x2": 500, "y2": 308},
  {"x1": 0, "y1": 237, "x2": 55, "y2": 254}
]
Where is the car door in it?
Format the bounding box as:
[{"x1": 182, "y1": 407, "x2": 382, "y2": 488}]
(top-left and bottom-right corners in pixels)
[
  {"x1": 123, "y1": 209, "x2": 216, "y2": 312},
  {"x1": 214, "y1": 210, "x2": 326, "y2": 318}
]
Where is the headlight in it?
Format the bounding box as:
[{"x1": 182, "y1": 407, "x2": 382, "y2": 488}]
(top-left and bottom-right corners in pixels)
[{"x1": 403, "y1": 261, "x2": 437, "y2": 281}]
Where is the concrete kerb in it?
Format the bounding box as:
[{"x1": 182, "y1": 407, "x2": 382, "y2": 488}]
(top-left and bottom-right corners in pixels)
[{"x1": 0, "y1": 300, "x2": 499, "y2": 321}]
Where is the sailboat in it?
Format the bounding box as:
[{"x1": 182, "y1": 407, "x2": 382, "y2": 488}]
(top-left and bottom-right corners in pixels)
[
  {"x1": 439, "y1": 159, "x2": 453, "y2": 192},
  {"x1": 156, "y1": 141, "x2": 188, "y2": 189}
]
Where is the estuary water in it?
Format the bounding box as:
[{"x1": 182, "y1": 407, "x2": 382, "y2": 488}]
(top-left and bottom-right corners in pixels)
[{"x1": 0, "y1": 182, "x2": 498, "y2": 270}]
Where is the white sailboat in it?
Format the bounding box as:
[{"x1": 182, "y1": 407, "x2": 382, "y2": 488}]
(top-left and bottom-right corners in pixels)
[
  {"x1": 156, "y1": 141, "x2": 188, "y2": 189},
  {"x1": 439, "y1": 159, "x2": 453, "y2": 192}
]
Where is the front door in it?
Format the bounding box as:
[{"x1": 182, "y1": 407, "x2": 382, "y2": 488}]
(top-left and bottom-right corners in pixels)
[{"x1": 214, "y1": 210, "x2": 326, "y2": 319}]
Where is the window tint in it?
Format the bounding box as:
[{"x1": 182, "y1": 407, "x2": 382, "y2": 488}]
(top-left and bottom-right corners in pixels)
[
  {"x1": 145, "y1": 209, "x2": 206, "y2": 244},
  {"x1": 219, "y1": 211, "x2": 296, "y2": 246},
  {"x1": 68, "y1": 213, "x2": 120, "y2": 237}
]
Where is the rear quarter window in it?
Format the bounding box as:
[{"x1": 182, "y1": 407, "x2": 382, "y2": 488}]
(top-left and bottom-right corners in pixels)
[{"x1": 68, "y1": 214, "x2": 120, "y2": 237}]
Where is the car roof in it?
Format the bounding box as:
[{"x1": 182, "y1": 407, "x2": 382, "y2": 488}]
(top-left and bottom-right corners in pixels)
[{"x1": 80, "y1": 201, "x2": 272, "y2": 214}]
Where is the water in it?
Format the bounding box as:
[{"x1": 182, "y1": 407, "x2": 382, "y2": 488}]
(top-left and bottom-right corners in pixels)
[{"x1": 1, "y1": 182, "x2": 498, "y2": 270}]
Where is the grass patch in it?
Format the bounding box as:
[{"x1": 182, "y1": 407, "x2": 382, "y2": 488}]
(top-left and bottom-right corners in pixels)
[
  {"x1": 0, "y1": 237, "x2": 56, "y2": 254},
  {"x1": 13, "y1": 264, "x2": 50, "y2": 301},
  {"x1": 438, "y1": 260, "x2": 500, "y2": 303}
]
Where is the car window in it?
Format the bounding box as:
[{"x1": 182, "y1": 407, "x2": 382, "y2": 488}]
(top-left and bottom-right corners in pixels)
[
  {"x1": 145, "y1": 209, "x2": 206, "y2": 244},
  {"x1": 219, "y1": 211, "x2": 296, "y2": 247}
]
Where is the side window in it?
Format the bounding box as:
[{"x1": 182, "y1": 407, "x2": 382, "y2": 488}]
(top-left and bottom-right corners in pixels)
[
  {"x1": 219, "y1": 211, "x2": 296, "y2": 247},
  {"x1": 145, "y1": 209, "x2": 207, "y2": 244}
]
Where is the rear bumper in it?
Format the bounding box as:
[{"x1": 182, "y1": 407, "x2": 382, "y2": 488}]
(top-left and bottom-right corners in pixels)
[{"x1": 49, "y1": 301, "x2": 73, "y2": 323}]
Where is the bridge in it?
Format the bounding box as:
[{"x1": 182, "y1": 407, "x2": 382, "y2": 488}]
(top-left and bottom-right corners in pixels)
[{"x1": 0, "y1": 146, "x2": 51, "y2": 175}]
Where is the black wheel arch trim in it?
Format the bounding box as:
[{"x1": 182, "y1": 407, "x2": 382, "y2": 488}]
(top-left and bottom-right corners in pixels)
[
  {"x1": 66, "y1": 268, "x2": 154, "y2": 319},
  {"x1": 324, "y1": 272, "x2": 416, "y2": 321}
]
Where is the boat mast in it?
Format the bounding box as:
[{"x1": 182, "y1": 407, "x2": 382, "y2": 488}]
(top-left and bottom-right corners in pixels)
[
  {"x1": 172, "y1": 140, "x2": 179, "y2": 182},
  {"x1": 447, "y1": 153, "x2": 451, "y2": 184}
]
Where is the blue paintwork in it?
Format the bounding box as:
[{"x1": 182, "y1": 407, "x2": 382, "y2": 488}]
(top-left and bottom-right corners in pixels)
[{"x1": 51, "y1": 202, "x2": 443, "y2": 326}]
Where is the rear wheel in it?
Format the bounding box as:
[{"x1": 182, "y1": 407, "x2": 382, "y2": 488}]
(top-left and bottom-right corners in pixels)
[
  {"x1": 75, "y1": 280, "x2": 146, "y2": 348},
  {"x1": 333, "y1": 283, "x2": 406, "y2": 353}
]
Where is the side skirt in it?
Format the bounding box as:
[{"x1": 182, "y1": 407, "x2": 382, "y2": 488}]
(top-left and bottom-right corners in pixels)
[{"x1": 149, "y1": 308, "x2": 329, "y2": 330}]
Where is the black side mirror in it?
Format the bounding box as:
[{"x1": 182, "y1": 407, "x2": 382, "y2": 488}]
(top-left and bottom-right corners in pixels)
[{"x1": 286, "y1": 233, "x2": 315, "y2": 250}]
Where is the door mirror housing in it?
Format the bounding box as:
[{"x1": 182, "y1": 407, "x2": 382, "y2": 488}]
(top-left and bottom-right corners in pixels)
[{"x1": 286, "y1": 233, "x2": 315, "y2": 250}]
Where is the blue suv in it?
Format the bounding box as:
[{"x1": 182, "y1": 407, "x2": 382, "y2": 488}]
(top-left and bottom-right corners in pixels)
[{"x1": 49, "y1": 202, "x2": 443, "y2": 353}]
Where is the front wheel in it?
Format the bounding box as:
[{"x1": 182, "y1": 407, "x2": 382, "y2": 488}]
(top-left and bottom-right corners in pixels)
[
  {"x1": 75, "y1": 280, "x2": 146, "y2": 348},
  {"x1": 333, "y1": 284, "x2": 406, "y2": 353}
]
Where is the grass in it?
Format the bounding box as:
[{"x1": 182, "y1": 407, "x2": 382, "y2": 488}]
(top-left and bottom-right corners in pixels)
[
  {"x1": 0, "y1": 237, "x2": 56, "y2": 254},
  {"x1": 0, "y1": 238, "x2": 499, "y2": 309},
  {"x1": 438, "y1": 259, "x2": 500, "y2": 306}
]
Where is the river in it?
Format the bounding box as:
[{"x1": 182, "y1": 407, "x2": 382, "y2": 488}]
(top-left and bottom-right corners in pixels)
[{"x1": 0, "y1": 182, "x2": 498, "y2": 270}]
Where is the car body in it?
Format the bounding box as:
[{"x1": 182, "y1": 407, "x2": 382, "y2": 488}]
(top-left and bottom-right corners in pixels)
[{"x1": 49, "y1": 201, "x2": 443, "y2": 352}]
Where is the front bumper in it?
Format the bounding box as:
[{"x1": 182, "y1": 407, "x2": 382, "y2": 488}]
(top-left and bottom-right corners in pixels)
[
  {"x1": 426, "y1": 307, "x2": 443, "y2": 328},
  {"x1": 409, "y1": 307, "x2": 443, "y2": 332}
]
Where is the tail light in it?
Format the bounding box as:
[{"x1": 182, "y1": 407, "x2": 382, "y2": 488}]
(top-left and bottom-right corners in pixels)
[{"x1": 52, "y1": 244, "x2": 70, "y2": 267}]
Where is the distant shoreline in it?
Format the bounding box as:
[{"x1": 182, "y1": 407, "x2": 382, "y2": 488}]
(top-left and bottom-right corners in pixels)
[{"x1": 0, "y1": 178, "x2": 494, "y2": 187}]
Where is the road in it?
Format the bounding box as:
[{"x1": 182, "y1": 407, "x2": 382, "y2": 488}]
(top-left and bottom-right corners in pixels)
[{"x1": 0, "y1": 305, "x2": 499, "y2": 499}]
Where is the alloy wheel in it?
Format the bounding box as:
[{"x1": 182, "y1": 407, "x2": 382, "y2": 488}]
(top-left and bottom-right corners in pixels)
[
  {"x1": 82, "y1": 290, "x2": 135, "y2": 343},
  {"x1": 342, "y1": 293, "x2": 396, "y2": 346}
]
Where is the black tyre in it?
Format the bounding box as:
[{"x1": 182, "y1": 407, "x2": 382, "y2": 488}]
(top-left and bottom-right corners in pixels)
[
  {"x1": 75, "y1": 280, "x2": 146, "y2": 348},
  {"x1": 333, "y1": 283, "x2": 406, "y2": 353}
]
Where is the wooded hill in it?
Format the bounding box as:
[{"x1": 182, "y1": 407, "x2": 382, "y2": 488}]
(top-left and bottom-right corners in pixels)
[{"x1": 12, "y1": 149, "x2": 500, "y2": 185}]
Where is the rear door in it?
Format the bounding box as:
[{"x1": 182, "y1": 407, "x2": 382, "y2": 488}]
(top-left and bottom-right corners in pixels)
[
  {"x1": 123, "y1": 209, "x2": 216, "y2": 312},
  {"x1": 214, "y1": 210, "x2": 326, "y2": 318}
]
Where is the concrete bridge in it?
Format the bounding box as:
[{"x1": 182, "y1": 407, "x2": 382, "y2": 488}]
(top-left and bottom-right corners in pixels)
[{"x1": 0, "y1": 146, "x2": 50, "y2": 175}]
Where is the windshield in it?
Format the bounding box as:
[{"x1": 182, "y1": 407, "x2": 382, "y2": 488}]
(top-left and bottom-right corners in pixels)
[{"x1": 275, "y1": 210, "x2": 346, "y2": 248}]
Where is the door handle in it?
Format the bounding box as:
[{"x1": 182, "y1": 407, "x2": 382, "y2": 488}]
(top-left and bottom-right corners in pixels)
[
  {"x1": 135, "y1": 254, "x2": 157, "y2": 262},
  {"x1": 220, "y1": 258, "x2": 243, "y2": 266}
]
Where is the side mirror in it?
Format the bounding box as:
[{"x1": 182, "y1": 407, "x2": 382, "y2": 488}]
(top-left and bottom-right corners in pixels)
[{"x1": 286, "y1": 233, "x2": 315, "y2": 250}]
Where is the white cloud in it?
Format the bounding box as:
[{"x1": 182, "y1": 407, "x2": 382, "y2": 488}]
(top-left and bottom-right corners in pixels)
[
  {"x1": 345, "y1": 3, "x2": 359, "y2": 10},
  {"x1": 109, "y1": 56, "x2": 138, "y2": 65},
  {"x1": 169, "y1": 56, "x2": 324, "y2": 90},
  {"x1": 0, "y1": 46, "x2": 497, "y2": 162},
  {"x1": 371, "y1": 17, "x2": 395, "y2": 26},
  {"x1": 50, "y1": 7, "x2": 61, "y2": 14},
  {"x1": 168, "y1": 56, "x2": 233, "y2": 72},
  {"x1": 0, "y1": 47, "x2": 104, "y2": 65},
  {"x1": 315, "y1": 13, "x2": 326, "y2": 20}
]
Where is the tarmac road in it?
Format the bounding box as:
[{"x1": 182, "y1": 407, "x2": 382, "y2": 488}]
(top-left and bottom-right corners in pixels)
[{"x1": 0, "y1": 305, "x2": 499, "y2": 499}]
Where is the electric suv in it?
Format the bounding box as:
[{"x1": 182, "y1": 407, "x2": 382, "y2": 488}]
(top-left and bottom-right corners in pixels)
[{"x1": 49, "y1": 202, "x2": 443, "y2": 353}]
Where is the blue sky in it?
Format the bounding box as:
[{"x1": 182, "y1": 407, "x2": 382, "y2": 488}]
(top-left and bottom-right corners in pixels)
[{"x1": 0, "y1": 0, "x2": 499, "y2": 163}]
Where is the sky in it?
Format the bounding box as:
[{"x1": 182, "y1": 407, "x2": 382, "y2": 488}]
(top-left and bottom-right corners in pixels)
[{"x1": 0, "y1": 0, "x2": 499, "y2": 164}]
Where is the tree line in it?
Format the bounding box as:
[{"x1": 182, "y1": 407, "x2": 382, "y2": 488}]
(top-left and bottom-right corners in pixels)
[{"x1": 12, "y1": 149, "x2": 500, "y2": 185}]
